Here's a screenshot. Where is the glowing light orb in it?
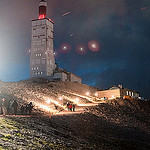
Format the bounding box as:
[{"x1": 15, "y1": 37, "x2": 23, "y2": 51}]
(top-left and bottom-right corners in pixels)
[
  {"x1": 76, "y1": 44, "x2": 86, "y2": 55},
  {"x1": 76, "y1": 98, "x2": 79, "y2": 101},
  {"x1": 60, "y1": 43, "x2": 71, "y2": 53},
  {"x1": 86, "y1": 92, "x2": 90, "y2": 96},
  {"x1": 46, "y1": 99, "x2": 51, "y2": 104},
  {"x1": 59, "y1": 97, "x2": 63, "y2": 100},
  {"x1": 95, "y1": 93, "x2": 98, "y2": 97},
  {"x1": 63, "y1": 46, "x2": 67, "y2": 50},
  {"x1": 88, "y1": 40, "x2": 100, "y2": 52}
]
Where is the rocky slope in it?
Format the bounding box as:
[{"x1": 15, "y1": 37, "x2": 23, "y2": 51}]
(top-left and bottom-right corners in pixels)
[{"x1": 0, "y1": 80, "x2": 150, "y2": 149}]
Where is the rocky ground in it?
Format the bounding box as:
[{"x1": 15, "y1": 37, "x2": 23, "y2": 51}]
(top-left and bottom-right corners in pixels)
[
  {"x1": 0, "y1": 80, "x2": 150, "y2": 150},
  {"x1": 0, "y1": 99, "x2": 150, "y2": 150}
]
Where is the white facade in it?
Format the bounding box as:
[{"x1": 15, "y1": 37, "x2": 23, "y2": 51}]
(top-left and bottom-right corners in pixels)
[
  {"x1": 69, "y1": 73, "x2": 82, "y2": 83},
  {"x1": 53, "y1": 70, "x2": 81, "y2": 83},
  {"x1": 30, "y1": 18, "x2": 55, "y2": 78},
  {"x1": 53, "y1": 72, "x2": 68, "y2": 81}
]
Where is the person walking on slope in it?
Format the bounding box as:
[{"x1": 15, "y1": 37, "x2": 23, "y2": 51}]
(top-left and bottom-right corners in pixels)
[
  {"x1": 68, "y1": 103, "x2": 72, "y2": 111},
  {"x1": 12, "y1": 100, "x2": 18, "y2": 115},
  {"x1": 20, "y1": 105, "x2": 25, "y2": 115},
  {"x1": 7, "y1": 100, "x2": 12, "y2": 115},
  {"x1": 0, "y1": 99, "x2": 2, "y2": 115},
  {"x1": 72, "y1": 103, "x2": 75, "y2": 112},
  {"x1": 28, "y1": 102, "x2": 33, "y2": 115},
  {"x1": 66, "y1": 102, "x2": 70, "y2": 110},
  {"x1": 1, "y1": 98, "x2": 7, "y2": 115}
]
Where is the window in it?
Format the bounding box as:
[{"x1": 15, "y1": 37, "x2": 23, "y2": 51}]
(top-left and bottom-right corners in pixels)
[
  {"x1": 126, "y1": 91, "x2": 128, "y2": 95},
  {"x1": 36, "y1": 54, "x2": 41, "y2": 56}
]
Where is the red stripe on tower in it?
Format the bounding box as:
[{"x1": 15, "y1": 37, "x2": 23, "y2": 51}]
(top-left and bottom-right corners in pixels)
[{"x1": 39, "y1": 0, "x2": 47, "y2": 19}]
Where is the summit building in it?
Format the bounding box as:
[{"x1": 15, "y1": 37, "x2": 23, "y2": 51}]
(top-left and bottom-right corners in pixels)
[
  {"x1": 30, "y1": 0, "x2": 55, "y2": 78},
  {"x1": 30, "y1": 0, "x2": 81, "y2": 83}
]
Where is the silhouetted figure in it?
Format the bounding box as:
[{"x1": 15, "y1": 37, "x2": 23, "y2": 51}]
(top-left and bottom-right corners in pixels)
[
  {"x1": 20, "y1": 105, "x2": 25, "y2": 115},
  {"x1": 28, "y1": 102, "x2": 33, "y2": 115},
  {"x1": 72, "y1": 104, "x2": 75, "y2": 112},
  {"x1": 68, "y1": 103, "x2": 72, "y2": 111},
  {"x1": 54, "y1": 104, "x2": 58, "y2": 110},
  {"x1": 9, "y1": 100, "x2": 14, "y2": 115},
  {"x1": 0, "y1": 99, "x2": 2, "y2": 115},
  {"x1": 1, "y1": 98, "x2": 7, "y2": 115},
  {"x1": 25, "y1": 104, "x2": 28, "y2": 115},
  {"x1": 49, "y1": 111, "x2": 53, "y2": 122},
  {"x1": 12, "y1": 100, "x2": 18, "y2": 115},
  {"x1": 7, "y1": 100, "x2": 12, "y2": 115},
  {"x1": 66, "y1": 102, "x2": 70, "y2": 110}
]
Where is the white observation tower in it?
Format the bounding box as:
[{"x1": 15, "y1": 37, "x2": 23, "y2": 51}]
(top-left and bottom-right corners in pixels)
[{"x1": 30, "y1": 0, "x2": 55, "y2": 78}]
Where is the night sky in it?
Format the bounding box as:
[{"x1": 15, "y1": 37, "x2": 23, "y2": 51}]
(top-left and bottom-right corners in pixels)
[{"x1": 0, "y1": 0, "x2": 150, "y2": 98}]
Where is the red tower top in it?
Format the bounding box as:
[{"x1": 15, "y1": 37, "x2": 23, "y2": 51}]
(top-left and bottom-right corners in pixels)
[{"x1": 39, "y1": 0, "x2": 47, "y2": 19}]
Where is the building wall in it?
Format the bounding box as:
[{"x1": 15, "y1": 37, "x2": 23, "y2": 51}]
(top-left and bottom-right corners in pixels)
[
  {"x1": 30, "y1": 18, "x2": 55, "y2": 78},
  {"x1": 96, "y1": 89, "x2": 121, "y2": 99},
  {"x1": 53, "y1": 72, "x2": 68, "y2": 81},
  {"x1": 96, "y1": 88, "x2": 139, "y2": 99},
  {"x1": 120, "y1": 89, "x2": 139, "y2": 97},
  {"x1": 62, "y1": 72, "x2": 68, "y2": 81},
  {"x1": 68, "y1": 73, "x2": 81, "y2": 83}
]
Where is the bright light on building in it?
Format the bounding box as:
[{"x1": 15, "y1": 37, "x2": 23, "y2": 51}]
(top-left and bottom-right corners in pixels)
[{"x1": 39, "y1": 14, "x2": 45, "y2": 19}]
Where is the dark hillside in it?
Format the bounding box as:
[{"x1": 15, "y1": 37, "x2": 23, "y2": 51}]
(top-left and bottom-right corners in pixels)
[{"x1": 0, "y1": 80, "x2": 150, "y2": 149}]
